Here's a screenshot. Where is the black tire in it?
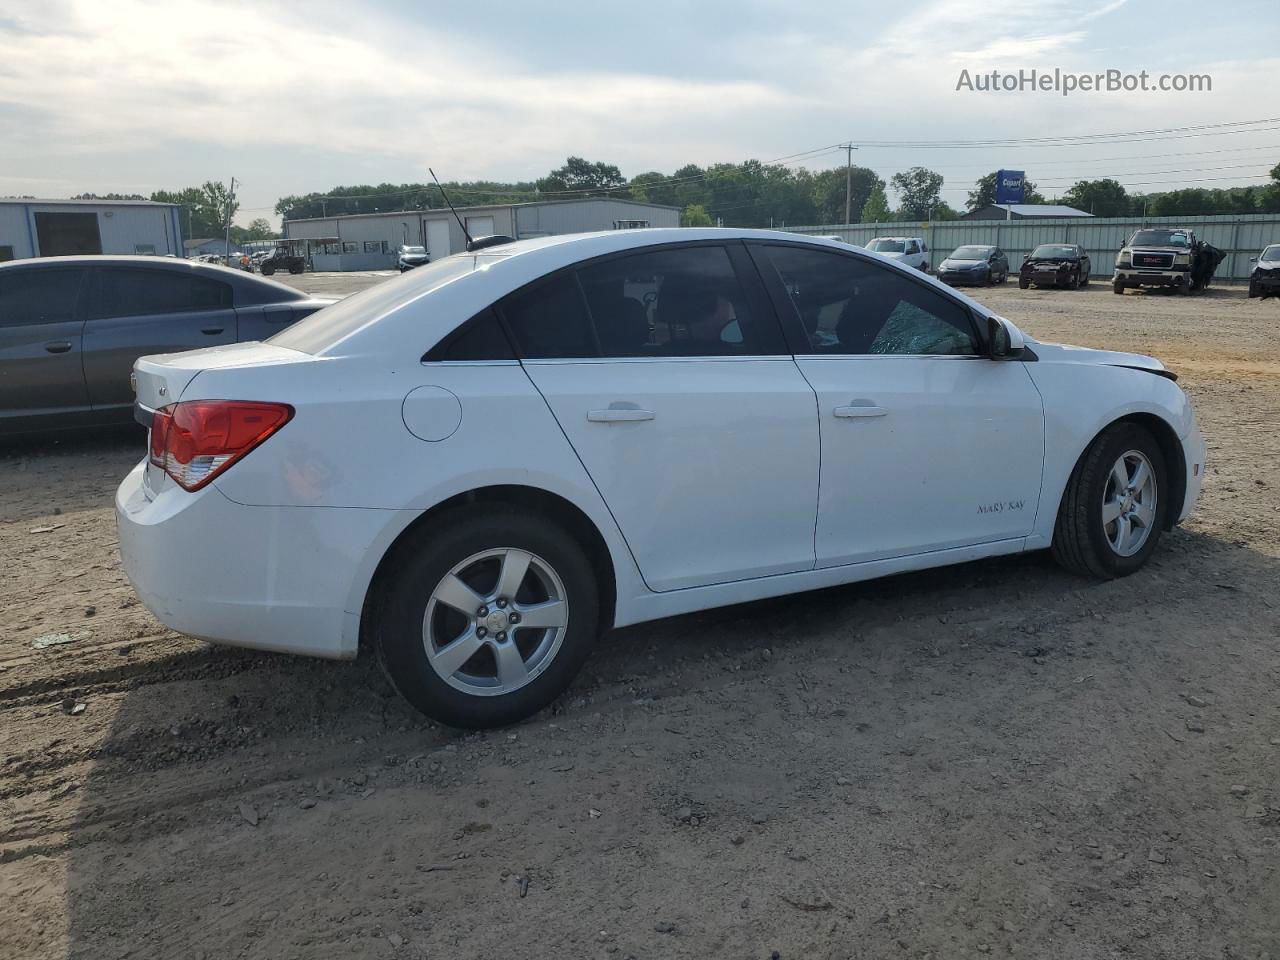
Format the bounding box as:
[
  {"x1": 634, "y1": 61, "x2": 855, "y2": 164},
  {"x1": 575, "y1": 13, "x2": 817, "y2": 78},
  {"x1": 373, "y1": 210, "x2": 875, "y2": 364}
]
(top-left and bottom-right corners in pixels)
[
  {"x1": 1018, "y1": 277, "x2": 1030, "y2": 290},
  {"x1": 1068, "y1": 271, "x2": 1080, "y2": 290},
  {"x1": 1248, "y1": 279, "x2": 1260, "y2": 298},
  {"x1": 288, "y1": 262, "x2": 304, "y2": 275},
  {"x1": 1112, "y1": 280, "x2": 1124, "y2": 295},
  {"x1": 1051, "y1": 422, "x2": 1168, "y2": 579},
  {"x1": 998, "y1": 270, "x2": 1008, "y2": 284},
  {"x1": 375, "y1": 507, "x2": 601, "y2": 728},
  {"x1": 1079, "y1": 271, "x2": 1089, "y2": 287},
  {"x1": 260, "y1": 263, "x2": 275, "y2": 276}
]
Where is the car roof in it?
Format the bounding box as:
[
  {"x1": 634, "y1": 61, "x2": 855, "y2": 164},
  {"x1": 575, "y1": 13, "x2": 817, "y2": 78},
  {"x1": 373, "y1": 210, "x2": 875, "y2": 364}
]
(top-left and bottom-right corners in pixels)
[{"x1": 0, "y1": 254, "x2": 310, "y2": 301}]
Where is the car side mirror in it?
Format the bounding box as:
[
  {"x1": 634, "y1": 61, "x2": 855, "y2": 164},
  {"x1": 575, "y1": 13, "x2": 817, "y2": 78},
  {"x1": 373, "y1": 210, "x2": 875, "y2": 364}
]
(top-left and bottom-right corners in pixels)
[
  {"x1": 986, "y1": 315, "x2": 1025, "y2": 360},
  {"x1": 1250, "y1": 256, "x2": 1258, "y2": 263}
]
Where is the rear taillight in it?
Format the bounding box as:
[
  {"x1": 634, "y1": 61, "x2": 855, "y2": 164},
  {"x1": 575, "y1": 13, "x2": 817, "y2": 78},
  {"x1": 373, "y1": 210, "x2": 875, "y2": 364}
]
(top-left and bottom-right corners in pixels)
[{"x1": 149, "y1": 400, "x2": 293, "y2": 491}]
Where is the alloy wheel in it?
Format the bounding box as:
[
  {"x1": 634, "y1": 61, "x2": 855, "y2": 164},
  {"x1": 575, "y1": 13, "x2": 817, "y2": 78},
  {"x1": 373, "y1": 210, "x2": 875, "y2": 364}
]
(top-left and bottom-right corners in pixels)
[
  {"x1": 1102, "y1": 450, "x2": 1158, "y2": 557},
  {"x1": 423, "y1": 548, "x2": 569, "y2": 696}
]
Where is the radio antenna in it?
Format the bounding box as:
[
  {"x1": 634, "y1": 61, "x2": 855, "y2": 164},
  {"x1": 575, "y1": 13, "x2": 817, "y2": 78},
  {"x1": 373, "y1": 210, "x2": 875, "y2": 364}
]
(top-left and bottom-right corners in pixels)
[{"x1": 428, "y1": 168, "x2": 474, "y2": 251}]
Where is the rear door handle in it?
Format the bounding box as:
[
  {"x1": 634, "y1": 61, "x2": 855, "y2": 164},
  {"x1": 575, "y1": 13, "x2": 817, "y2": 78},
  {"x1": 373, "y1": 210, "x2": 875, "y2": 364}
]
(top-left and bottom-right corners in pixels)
[
  {"x1": 833, "y1": 402, "x2": 887, "y2": 418},
  {"x1": 201, "y1": 327, "x2": 225, "y2": 335},
  {"x1": 43, "y1": 340, "x2": 72, "y2": 354},
  {"x1": 587, "y1": 408, "x2": 655, "y2": 423}
]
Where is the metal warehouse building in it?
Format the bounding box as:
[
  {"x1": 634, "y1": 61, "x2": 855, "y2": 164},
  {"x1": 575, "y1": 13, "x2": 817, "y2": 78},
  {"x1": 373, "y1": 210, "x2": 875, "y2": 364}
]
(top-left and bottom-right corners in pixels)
[
  {"x1": 284, "y1": 197, "x2": 681, "y2": 271},
  {"x1": 0, "y1": 198, "x2": 184, "y2": 262}
]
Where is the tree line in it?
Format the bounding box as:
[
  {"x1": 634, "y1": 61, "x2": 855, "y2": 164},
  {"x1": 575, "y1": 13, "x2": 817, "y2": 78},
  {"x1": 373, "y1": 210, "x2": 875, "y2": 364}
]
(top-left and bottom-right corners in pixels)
[{"x1": 65, "y1": 159, "x2": 1280, "y2": 234}]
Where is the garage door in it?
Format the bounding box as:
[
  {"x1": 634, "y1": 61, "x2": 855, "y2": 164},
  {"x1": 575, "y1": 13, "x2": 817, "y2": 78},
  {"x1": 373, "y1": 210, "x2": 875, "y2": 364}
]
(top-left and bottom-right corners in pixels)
[
  {"x1": 465, "y1": 216, "x2": 495, "y2": 239},
  {"x1": 425, "y1": 219, "x2": 451, "y2": 261},
  {"x1": 35, "y1": 212, "x2": 103, "y2": 256}
]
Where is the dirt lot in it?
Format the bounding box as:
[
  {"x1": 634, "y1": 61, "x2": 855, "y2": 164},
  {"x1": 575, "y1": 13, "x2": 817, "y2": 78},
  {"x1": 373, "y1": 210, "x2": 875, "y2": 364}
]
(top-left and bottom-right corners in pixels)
[{"x1": 2, "y1": 277, "x2": 1278, "y2": 960}]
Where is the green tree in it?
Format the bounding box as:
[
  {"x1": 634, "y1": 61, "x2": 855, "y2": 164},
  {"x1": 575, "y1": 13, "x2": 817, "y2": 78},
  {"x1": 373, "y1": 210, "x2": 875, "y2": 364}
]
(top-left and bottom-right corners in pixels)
[
  {"x1": 537, "y1": 157, "x2": 628, "y2": 197},
  {"x1": 965, "y1": 171, "x2": 1045, "y2": 211},
  {"x1": 240, "y1": 218, "x2": 277, "y2": 241},
  {"x1": 890, "y1": 167, "x2": 944, "y2": 220},
  {"x1": 681, "y1": 203, "x2": 714, "y2": 227},
  {"x1": 151, "y1": 182, "x2": 237, "y2": 238},
  {"x1": 859, "y1": 184, "x2": 892, "y2": 222},
  {"x1": 1062, "y1": 178, "x2": 1130, "y2": 217},
  {"x1": 811, "y1": 166, "x2": 883, "y2": 224}
]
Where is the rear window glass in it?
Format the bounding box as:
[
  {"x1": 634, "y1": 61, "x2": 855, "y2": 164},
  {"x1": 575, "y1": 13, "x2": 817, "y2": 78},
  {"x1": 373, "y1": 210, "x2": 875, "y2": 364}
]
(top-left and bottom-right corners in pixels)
[{"x1": 269, "y1": 255, "x2": 487, "y2": 354}]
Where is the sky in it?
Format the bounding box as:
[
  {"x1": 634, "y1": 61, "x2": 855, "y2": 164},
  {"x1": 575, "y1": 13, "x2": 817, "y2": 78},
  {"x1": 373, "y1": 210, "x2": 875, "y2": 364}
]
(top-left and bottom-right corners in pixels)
[{"x1": 1, "y1": 0, "x2": 1277, "y2": 225}]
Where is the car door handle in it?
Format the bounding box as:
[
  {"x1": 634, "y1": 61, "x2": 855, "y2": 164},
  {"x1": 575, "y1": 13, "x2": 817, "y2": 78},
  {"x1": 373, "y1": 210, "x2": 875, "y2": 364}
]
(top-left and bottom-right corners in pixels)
[
  {"x1": 43, "y1": 340, "x2": 72, "y2": 354},
  {"x1": 587, "y1": 408, "x2": 655, "y2": 423},
  {"x1": 201, "y1": 326, "x2": 225, "y2": 335},
  {"x1": 833, "y1": 402, "x2": 887, "y2": 418}
]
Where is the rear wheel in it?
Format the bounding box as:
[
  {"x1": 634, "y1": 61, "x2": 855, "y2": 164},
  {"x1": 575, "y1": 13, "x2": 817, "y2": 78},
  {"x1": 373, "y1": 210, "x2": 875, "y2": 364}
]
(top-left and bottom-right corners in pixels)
[
  {"x1": 1052, "y1": 423, "x2": 1167, "y2": 578},
  {"x1": 288, "y1": 261, "x2": 304, "y2": 275},
  {"x1": 376, "y1": 508, "x2": 600, "y2": 728}
]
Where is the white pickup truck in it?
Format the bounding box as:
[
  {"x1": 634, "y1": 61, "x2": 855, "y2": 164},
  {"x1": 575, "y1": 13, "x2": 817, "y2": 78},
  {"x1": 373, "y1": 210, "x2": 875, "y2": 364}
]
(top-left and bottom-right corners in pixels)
[{"x1": 865, "y1": 236, "x2": 930, "y2": 272}]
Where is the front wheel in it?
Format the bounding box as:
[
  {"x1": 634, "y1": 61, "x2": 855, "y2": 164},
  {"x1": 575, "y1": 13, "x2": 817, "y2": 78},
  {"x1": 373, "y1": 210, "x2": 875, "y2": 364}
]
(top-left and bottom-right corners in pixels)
[
  {"x1": 1018, "y1": 277, "x2": 1030, "y2": 290},
  {"x1": 1052, "y1": 422, "x2": 1167, "y2": 578},
  {"x1": 1112, "y1": 280, "x2": 1124, "y2": 295},
  {"x1": 376, "y1": 508, "x2": 600, "y2": 728},
  {"x1": 260, "y1": 263, "x2": 275, "y2": 276},
  {"x1": 1248, "y1": 279, "x2": 1260, "y2": 298}
]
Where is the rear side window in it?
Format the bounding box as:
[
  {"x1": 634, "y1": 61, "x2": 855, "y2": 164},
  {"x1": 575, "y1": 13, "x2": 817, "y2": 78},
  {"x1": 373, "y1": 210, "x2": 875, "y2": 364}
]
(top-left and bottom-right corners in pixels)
[
  {"x1": 0, "y1": 268, "x2": 85, "y2": 326},
  {"x1": 500, "y1": 273, "x2": 597, "y2": 359},
  {"x1": 577, "y1": 245, "x2": 778, "y2": 358},
  {"x1": 424, "y1": 308, "x2": 515, "y2": 361},
  {"x1": 765, "y1": 245, "x2": 978, "y2": 356},
  {"x1": 90, "y1": 269, "x2": 231, "y2": 319}
]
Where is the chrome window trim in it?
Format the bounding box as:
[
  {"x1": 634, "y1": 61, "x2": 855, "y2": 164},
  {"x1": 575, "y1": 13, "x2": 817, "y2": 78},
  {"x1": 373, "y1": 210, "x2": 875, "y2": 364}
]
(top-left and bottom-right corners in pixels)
[
  {"x1": 420, "y1": 359, "x2": 521, "y2": 367},
  {"x1": 520, "y1": 355, "x2": 793, "y2": 365}
]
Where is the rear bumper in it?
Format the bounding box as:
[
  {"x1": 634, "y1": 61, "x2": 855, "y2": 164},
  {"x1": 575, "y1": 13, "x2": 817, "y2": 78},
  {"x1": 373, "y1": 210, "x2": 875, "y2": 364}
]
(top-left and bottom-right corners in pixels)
[{"x1": 115, "y1": 462, "x2": 401, "y2": 659}]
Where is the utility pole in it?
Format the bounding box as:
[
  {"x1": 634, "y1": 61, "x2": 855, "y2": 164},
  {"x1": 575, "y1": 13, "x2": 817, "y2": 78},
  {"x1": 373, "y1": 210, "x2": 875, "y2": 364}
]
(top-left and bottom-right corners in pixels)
[
  {"x1": 841, "y1": 143, "x2": 857, "y2": 225},
  {"x1": 224, "y1": 176, "x2": 237, "y2": 262}
]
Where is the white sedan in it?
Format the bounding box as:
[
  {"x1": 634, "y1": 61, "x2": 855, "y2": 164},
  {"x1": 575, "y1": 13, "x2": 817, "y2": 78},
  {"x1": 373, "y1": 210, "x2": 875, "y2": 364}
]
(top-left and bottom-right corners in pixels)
[{"x1": 117, "y1": 229, "x2": 1205, "y2": 728}]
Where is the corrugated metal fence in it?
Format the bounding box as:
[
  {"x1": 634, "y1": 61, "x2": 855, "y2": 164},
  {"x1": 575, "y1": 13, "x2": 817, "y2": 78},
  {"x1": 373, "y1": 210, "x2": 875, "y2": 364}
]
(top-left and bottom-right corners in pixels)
[{"x1": 787, "y1": 214, "x2": 1280, "y2": 281}]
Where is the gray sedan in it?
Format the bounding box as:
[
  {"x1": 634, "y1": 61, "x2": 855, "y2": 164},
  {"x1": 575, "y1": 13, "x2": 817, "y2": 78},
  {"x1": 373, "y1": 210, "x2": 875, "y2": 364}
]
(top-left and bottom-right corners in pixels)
[{"x1": 0, "y1": 256, "x2": 334, "y2": 436}]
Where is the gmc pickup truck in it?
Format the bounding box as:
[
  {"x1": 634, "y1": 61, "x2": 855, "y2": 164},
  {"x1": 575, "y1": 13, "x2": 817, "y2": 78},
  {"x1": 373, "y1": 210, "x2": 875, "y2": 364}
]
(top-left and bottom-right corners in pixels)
[{"x1": 1113, "y1": 227, "x2": 1225, "y2": 295}]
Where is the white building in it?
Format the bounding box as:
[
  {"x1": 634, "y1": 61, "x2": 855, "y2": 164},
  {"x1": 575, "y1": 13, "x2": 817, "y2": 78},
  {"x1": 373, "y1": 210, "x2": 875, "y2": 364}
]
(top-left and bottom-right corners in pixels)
[
  {"x1": 0, "y1": 198, "x2": 184, "y2": 262},
  {"x1": 284, "y1": 197, "x2": 681, "y2": 271}
]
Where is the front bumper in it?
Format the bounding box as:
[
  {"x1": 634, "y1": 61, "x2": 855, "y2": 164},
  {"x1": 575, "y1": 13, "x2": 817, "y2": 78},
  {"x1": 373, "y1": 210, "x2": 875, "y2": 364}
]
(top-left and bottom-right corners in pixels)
[
  {"x1": 938, "y1": 269, "x2": 987, "y2": 285},
  {"x1": 1023, "y1": 268, "x2": 1073, "y2": 287},
  {"x1": 1178, "y1": 418, "x2": 1206, "y2": 525},
  {"x1": 115, "y1": 462, "x2": 398, "y2": 660},
  {"x1": 1114, "y1": 269, "x2": 1189, "y2": 289},
  {"x1": 1250, "y1": 272, "x2": 1280, "y2": 296}
]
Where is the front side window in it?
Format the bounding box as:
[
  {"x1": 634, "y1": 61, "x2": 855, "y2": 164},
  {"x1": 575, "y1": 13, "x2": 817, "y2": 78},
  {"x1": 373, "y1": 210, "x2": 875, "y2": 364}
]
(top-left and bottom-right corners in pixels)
[
  {"x1": 90, "y1": 269, "x2": 231, "y2": 319},
  {"x1": 0, "y1": 268, "x2": 85, "y2": 326},
  {"x1": 577, "y1": 245, "x2": 773, "y2": 358},
  {"x1": 764, "y1": 245, "x2": 978, "y2": 356}
]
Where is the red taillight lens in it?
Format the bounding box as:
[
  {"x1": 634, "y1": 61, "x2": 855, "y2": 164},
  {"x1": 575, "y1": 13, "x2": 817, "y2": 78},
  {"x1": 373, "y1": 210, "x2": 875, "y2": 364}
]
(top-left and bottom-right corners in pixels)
[{"x1": 149, "y1": 400, "x2": 293, "y2": 491}]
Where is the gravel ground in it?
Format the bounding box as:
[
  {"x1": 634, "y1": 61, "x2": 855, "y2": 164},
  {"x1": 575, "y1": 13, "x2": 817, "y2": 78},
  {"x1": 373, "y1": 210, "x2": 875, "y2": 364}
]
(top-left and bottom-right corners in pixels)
[{"x1": 2, "y1": 276, "x2": 1278, "y2": 960}]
